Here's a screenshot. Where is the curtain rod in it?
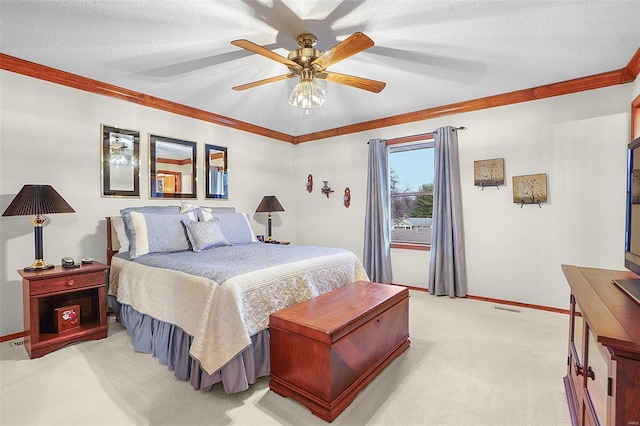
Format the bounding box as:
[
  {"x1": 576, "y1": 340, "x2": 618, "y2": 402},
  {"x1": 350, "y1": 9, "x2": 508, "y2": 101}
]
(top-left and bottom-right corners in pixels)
[{"x1": 384, "y1": 126, "x2": 467, "y2": 145}]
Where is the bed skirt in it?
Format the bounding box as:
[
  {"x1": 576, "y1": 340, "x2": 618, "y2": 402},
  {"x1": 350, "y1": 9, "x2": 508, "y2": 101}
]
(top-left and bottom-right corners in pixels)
[{"x1": 114, "y1": 300, "x2": 270, "y2": 394}]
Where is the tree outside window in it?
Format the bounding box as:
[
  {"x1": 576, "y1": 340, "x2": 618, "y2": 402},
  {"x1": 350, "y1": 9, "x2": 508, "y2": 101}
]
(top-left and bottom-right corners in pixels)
[{"x1": 389, "y1": 141, "x2": 434, "y2": 245}]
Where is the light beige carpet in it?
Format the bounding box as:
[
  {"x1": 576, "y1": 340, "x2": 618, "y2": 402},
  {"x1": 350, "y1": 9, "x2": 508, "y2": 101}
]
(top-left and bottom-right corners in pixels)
[{"x1": 0, "y1": 290, "x2": 571, "y2": 425}]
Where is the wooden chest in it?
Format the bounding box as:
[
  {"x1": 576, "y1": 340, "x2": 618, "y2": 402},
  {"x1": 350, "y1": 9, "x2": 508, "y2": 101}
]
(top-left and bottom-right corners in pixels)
[{"x1": 269, "y1": 281, "x2": 410, "y2": 422}]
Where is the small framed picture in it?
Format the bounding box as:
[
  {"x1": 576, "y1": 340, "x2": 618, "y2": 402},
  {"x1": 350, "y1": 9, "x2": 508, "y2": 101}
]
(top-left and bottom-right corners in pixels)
[
  {"x1": 101, "y1": 124, "x2": 140, "y2": 197},
  {"x1": 513, "y1": 173, "x2": 547, "y2": 206},
  {"x1": 474, "y1": 158, "x2": 504, "y2": 188}
]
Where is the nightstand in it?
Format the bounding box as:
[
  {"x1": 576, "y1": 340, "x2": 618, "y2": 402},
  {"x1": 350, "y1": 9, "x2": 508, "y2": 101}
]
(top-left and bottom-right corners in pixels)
[{"x1": 18, "y1": 262, "x2": 109, "y2": 358}]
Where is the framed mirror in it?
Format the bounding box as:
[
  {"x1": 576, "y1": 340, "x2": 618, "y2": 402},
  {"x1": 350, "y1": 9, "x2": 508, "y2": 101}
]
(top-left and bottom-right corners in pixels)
[
  {"x1": 101, "y1": 124, "x2": 140, "y2": 197},
  {"x1": 149, "y1": 134, "x2": 197, "y2": 199},
  {"x1": 205, "y1": 144, "x2": 228, "y2": 199}
]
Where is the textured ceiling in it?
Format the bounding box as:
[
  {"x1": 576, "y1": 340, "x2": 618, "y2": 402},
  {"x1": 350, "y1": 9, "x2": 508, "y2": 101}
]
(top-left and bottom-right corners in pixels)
[{"x1": 1, "y1": 0, "x2": 639, "y2": 137}]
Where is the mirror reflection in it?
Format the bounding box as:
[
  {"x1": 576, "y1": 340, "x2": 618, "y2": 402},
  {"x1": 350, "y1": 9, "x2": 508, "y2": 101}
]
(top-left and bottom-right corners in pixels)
[
  {"x1": 101, "y1": 124, "x2": 140, "y2": 197},
  {"x1": 149, "y1": 135, "x2": 197, "y2": 198},
  {"x1": 630, "y1": 146, "x2": 640, "y2": 254},
  {"x1": 205, "y1": 144, "x2": 228, "y2": 199}
]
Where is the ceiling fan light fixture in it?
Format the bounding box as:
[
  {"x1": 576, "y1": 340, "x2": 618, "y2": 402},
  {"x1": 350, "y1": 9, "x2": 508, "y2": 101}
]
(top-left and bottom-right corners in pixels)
[
  {"x1": 288, "y1": 79, "x2": 325, "y2": 110},
  {"x1": 232, "y1": 32, "x2": 383, "y2": 111}
]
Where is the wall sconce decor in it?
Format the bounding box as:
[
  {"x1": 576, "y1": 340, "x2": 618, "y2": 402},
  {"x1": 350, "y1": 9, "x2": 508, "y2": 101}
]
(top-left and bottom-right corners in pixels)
[
  {"x1": 343, "y1": 187, "x2": 351, "y2": 208},
  {"x1": 2, "y1": 185, "x2": 75, "y2": 271},
  {"x1": 321, "y1": 180, "x2": 334, "y2": 198},
  {"x1": 306, "y1": 174, "x2": 313, "y2": 193}
]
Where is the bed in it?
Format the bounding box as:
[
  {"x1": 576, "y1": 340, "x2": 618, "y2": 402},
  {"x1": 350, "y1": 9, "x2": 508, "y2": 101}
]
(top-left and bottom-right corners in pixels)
[{"x1": 106, "y1": 204, "x2": 368, "y2": 394}]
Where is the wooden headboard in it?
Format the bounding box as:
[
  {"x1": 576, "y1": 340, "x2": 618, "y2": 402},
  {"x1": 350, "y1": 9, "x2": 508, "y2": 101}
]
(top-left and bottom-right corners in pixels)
[{"x1": 106, "y1": 216, "x2": 120, "y2": 265}]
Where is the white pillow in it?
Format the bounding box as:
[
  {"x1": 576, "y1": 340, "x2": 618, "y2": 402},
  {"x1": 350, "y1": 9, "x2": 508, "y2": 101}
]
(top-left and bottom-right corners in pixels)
[
  {"x1": 198, "y1": 208, "x2": 215, "y2": 222},
  {"x1": 179, "y1": 200, "x2": 205, "y2": 213},
  {"x1": 111, "y1": 216, "x2": 129, "y2": 253}
]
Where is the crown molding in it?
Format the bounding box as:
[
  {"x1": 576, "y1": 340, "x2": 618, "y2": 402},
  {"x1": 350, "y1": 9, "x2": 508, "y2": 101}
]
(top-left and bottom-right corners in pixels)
[
  {"x1": 2, "y1": 48, "x2": 638, "y2": 145},
  {"x1": 294, "y1": 48, "x2": 640, "y2": 143},
  {"x1": 0, "y1": 53, "x2": 294, "y2": 143}
]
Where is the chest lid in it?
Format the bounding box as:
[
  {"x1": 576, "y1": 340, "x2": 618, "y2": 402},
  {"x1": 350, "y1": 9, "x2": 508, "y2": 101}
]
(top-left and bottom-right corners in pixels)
[{"x1": 269, "y1": 281, "x2": 408, "y2": 345}]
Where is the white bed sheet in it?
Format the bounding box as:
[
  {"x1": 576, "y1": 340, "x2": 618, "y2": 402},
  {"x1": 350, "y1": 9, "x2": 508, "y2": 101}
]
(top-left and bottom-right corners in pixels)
[{"x1": 110, "y1": 251, "x2": 368, "y2": 374}]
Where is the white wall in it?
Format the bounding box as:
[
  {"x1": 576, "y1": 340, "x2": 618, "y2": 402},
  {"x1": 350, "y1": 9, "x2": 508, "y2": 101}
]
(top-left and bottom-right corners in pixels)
[
  {"x1": 0, "y1": 71, "x2": 296, "y2": 336},
  {"x1": 295, "y1": 85, "x2": 633, "y2": 310},
  {"x1": 0, "y1": 69, "x2": 636, "y2": 336}
]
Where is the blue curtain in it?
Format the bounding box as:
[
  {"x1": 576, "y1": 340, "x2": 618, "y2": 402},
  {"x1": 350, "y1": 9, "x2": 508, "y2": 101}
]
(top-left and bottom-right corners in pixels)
[
  {"x1": 364, "y1": 138, "x2": 392, "y2": 283},
  {"x1": 428, "y1": 126, "x2": 468, "y2": 297}
]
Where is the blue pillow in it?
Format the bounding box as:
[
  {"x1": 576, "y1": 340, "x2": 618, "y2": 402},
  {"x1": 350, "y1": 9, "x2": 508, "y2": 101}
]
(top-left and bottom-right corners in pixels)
[
  {"x1": 182, "y1": 219, "x2": 230, "y2": 252},
  {"x1": 205, "y1": 213, "x2": 256, "y2": 245},
  {"x1": 123, "y1": 212, "x2": 194, "y2": 259},
  {"x1": 120, "y1": 205, "x2": 181, "y2": 246}
]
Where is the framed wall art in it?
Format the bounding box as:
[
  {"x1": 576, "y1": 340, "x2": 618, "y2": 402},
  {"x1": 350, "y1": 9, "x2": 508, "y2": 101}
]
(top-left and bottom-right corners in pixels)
[
  {"x1": 205, "y1": 144, "x2": 228, "y2": 199},
  {"x1": 474, "y1": 158, "x2": 504, "y2": 188},
  {"x1": 149, "y1": 134, "x2": 197, "y2": 199},
  {"x1": 512, "y1": 173, "x2": 547, "y2": 207},
  {"x1": 101, "y1": 124, "x2": 140, "y2": 197}
]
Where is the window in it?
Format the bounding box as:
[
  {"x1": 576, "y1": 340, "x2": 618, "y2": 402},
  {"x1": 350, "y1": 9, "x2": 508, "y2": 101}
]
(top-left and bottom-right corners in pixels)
[{"x1": 389, "y1": 139, "x2": 434, "y2": 248}]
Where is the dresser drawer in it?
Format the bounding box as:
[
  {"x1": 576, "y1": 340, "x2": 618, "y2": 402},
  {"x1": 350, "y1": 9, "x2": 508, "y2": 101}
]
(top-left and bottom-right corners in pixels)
[{"x1": 29, "y1": 271, "x2": 105, "y2": 296}]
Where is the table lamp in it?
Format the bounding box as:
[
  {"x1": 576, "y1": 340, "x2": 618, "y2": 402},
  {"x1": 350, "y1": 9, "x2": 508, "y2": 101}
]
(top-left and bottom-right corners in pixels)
[
  {"x1": 255, "y1": 195, "x2": 284, "y2": 242},
  {"x1": 2, "y1": 185, "x2": 75, "y2": 271}
]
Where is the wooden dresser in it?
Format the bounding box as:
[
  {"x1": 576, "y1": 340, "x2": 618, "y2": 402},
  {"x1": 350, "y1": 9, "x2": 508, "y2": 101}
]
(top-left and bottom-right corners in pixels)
[
  {"x1": 269, "y1": 281, "x2": 410, "y2": 422},
  {"x1": 561, "y1": 265, "x2": 640, "y2": 426}
]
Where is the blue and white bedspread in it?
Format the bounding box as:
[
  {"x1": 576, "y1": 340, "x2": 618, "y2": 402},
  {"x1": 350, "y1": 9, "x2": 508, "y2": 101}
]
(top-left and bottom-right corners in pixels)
[{"x1": 109, "y1": 243, "x2": 368, "y2": 374}]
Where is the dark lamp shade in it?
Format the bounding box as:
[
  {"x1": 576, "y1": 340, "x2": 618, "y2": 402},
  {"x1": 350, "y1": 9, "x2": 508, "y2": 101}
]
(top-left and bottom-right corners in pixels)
[
  {"x1": 2, "y1": 185, "x2": 75, "y2": 217},
  {"x1": 255, "y1": 195, "x2": 285, "y2": 213}
]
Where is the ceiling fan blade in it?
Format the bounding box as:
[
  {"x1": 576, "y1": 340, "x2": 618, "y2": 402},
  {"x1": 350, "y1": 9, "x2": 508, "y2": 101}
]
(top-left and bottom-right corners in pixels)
[
  {"x1": 311, "y1": 32, "x2": 374, "y2": 70},
  {"x1": 232, "y1": 73, "x2": 297, "y2": 91},
  {"x1": 231, "y1": 39, "x2": 300, "y2": 69},
  {"x1": 319, "y1": 71, "x2": 386, "y2": 93}
]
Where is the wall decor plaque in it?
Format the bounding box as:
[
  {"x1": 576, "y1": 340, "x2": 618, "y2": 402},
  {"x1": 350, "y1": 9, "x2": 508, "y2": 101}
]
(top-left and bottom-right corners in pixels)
[
  {"x1": 474, "y1": 158, "x2": 504, "y2": 188},
  {"x1": 512, "y1": 173, "x2": 547, "y2": 207}
]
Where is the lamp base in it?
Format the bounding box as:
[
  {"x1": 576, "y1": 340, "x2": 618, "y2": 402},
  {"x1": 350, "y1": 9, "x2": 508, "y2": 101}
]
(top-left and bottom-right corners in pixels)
[{"x1": 23, "y1": 259, "x2": 54, "y2": 272}]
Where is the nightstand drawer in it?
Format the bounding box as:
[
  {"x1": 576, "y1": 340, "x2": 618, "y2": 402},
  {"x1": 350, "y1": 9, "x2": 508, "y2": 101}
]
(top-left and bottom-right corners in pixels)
[{"x1": 29, "y1": 271, "x2": 105, "y2": 296}]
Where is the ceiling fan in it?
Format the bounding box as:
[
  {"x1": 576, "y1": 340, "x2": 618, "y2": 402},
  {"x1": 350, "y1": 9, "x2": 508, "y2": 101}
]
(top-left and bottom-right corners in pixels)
[{"x1": 231, "y1": 32, "x2": 386, "y2": 110}]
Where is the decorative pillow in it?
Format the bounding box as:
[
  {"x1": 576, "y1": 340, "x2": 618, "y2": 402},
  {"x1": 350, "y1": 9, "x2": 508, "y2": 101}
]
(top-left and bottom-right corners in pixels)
[
  {"x1": 121, "y1": 205, "x2": 181, "y2": 215},
  {"x1": 179, "y1": 201, "x2": 202, "y2": 213},
  {"x1": 120, "y1": 205, "x2": 182, "y2": 246},
  {"x1": 197, "y1": 209, "x2": 215, "y2": 222},
  {"x1": 110, "y1": 216, "x2": 129, "y2": 253},
  {"x1": 182, "y1": 201, "x2": 236, "y2": 223},
  {"x1": 203, "y1": 213, "x2": 257, "y2": 245},
  {"x1": 123, "y1": 212, "x2": 195, "y2": 259},
  {"x1": 196, "y1": 207, "x2": 236, "y2": 221},
  {"x1": 182, "y1": 218, "x2": 230, "y2": 252}
]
